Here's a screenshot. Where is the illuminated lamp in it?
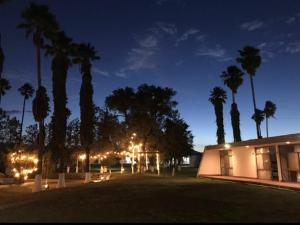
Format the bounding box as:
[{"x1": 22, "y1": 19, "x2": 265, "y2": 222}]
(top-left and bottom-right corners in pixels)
[{"x1": 224, "y1": 144, "x2": 230, "y2": 149}]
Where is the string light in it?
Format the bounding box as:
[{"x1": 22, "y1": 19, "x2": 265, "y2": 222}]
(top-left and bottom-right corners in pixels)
[
  {"x1": 78, "y1": 150, "x2": 132, "y2": 161},
  {"x1": 9, "y1": 151, "x2": 38, "y2": 180}
]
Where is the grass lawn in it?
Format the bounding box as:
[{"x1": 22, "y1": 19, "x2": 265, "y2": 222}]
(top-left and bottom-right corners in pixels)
[{"x1": 1, "y1": 170, "x2": 300, "y2": 222}]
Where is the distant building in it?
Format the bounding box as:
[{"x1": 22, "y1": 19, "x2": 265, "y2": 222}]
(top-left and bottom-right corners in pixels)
[
  {"x1": 183, "y1": 150, "x2": 203, "y2": 167},
  {"x1": 198, "y1": 133, "x2": 300, "y2": 183}
]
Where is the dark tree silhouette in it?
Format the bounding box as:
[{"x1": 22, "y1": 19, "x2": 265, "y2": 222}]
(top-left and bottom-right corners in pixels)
[
  {"x1": 18, "y1": 2, "x2": 58, "y2": 192},
  {"x1": 163, "y1": 117, "x2": 193, "y2": 172},
  {"x1": 95, "y1": 108, "x2": 124, "y2": 152},
  {"x1": 0, "y1": 78, "x2": 11, "y2": 105},
  {"x1": 264, "y1": 101, "x2": 277, "y2": 138},
  {"x1": 66, "y1": 118, "x2": 80, "y2": 148},
  {"x1": 45, "y1": 31, "x2": 72, "y2": 187},
  {"x1": 105, "y1": 87, "x2": 135, "y2": 122},
  {"x1": 237, "y1": 46, "x2": 262, "y2": 139},
  {"x1": 73, "y1": 43, "x2": 100, "y2": 182},
  {"x1": 134, "y1": 84, "x2": 177, "y2": 152},
  {"x1": 18, "y1": 83, "x2": 34, "y2": 144},
  {"x1": 221, "y1": 65, "x2": 244, "y2": 142},
  {"x1": 0, "y1": 34, "x2": 11, "y2": 105},
  {"x1": 23, "y1": 124, "x2": 38, "y2": 147},
  {"x1": 252, "y1": 109, "x2": 265, "y2": 132},
  {"x1": 0, "y1": 109, "x2": 21, "y2": 145},
  {"x1": 209, "y1": 87, "x2": 227, "y2": 145}
]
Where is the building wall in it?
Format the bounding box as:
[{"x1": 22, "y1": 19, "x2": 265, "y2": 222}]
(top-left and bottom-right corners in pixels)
[
  {"x1": 232, "y1": 147, "x2": 257, "y2": 178},
  {"x1": 198, "y1": 147, "x2": 258, "y2": 178},
  {"x1": 198, "y1": 149, "x2": 220, "y2": 175}
]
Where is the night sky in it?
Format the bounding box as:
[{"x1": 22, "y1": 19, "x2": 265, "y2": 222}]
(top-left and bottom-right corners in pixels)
[{"x1": 1, "y1": 0, "x2": 300, "y2": 151}]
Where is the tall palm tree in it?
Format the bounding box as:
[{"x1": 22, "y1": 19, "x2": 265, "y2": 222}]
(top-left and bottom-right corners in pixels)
[
  {"x1": 264, "y1": 100, "x2": 276, "y2": 138},
  {"x1": 209, "y1": 87, "x2": 227, "y2": 145},
  {"x1": 252, "y1": 109, "x2": 265, "y2": 134},
  {"x1": 45, "y1": 31, "x2": 72, "y2": 188},
  {"x1": 0, "y1": 34, "x2": 11, "y2": 105},
  {"x1": 18, "y1": 2, "x2": 58, "y2": 192},
  {"x1": 73, "y1": 43, "x2": 100, "y2": 183},
  {"x1": 237, "y1": 46, "x2": 262, "y2": 139},
  {"x1": 18, "y1": 83, "x2": 34, "y2": 144},
  {"x1": 221, "y1": 65, "x2": 244, "y2": 142}
]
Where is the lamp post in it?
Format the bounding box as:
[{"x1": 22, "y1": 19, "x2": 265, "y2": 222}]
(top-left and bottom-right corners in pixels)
[
  {"x1": 131, "y1": 143, "x2": 135, "y2": 175},
  {"x1": 76, "y1": 154, "x2": 79, "y2": 173},
  {"x1": 137, "y1": 145, "x2": 141, "y2": 173},
  {"x1": 145, "y1": 151, "x2": 148, "y2": 171},
  {"x1": 156, "y1": 152, "x2": 160, "y2": 176}
]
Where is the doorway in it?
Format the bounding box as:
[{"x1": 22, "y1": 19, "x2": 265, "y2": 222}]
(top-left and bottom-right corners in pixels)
[{"x1": 220, "y1": 150, "x2": 233, "y2": 176}]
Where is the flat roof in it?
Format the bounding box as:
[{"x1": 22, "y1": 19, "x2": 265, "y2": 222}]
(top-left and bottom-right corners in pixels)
[{"x1": 204, "y1": 133, "x2": 300, "y2": 150}]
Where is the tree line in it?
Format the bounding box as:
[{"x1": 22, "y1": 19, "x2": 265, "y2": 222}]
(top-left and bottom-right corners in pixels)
[
  {"x1": 0, "y1": 2, "x2": 194, "y2": 190},
  {"x1": 209, "y1": 46, "x2": 277, "y2": 145}
]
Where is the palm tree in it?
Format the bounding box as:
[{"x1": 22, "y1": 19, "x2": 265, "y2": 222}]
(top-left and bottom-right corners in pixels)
[
  {"x1": 252, "y1": 109, "x2": 265, "y2": 133},
  {"x1": 18, "y1": 83, "x2": 34, "y2": 144},
  {"x1": 237, "y1": 46, "x2": 262, "y2": 139},
  {"x1": 209, "y1": 87, "x2": 227, "y2": 144},
  {"x1": 264, "y1": 101, "x2": 276, "y2": 138},
  {"x1": 0, "y1": 78, "x2": 11, "y2": 105},
  {"x1": 73, "y1": 43, "x2": 100, "y2": 183},
  {"x1": 221, "y1": 66, "x2": 244, "y2": 142},
  {"x1": 18, "y1": 2, "x2": 58, "y2": 192},
  {"x1": 45, "y1": 31, "x2": 72, "y2": 188},
  {"x1": 0, "y1": 34, "x2": 11, "y2": 105}
]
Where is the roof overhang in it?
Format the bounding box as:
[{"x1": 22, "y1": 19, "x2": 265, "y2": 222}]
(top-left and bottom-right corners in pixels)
[{"x1": 204, "y1": 133, "x2": 300, "y2": 151}]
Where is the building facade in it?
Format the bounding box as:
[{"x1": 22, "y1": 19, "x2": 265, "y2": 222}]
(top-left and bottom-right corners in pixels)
[{"x1": 198, "y1": 133, "x2": 300, "y2": 183}]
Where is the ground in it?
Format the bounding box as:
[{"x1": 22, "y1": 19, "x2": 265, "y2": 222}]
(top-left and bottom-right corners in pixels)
[{"x1": 1, "y1": 169, "x2": 300, "y2": 223}]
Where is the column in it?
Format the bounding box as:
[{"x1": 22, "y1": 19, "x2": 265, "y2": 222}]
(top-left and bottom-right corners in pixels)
[{"x1": 275, "y1": 145, "x2": 282, "y2": 182}]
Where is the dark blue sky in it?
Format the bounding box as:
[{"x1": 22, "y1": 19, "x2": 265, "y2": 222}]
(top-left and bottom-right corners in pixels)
[{"x1": 1, "y1": 0, "x2": 300, "y2": 151}]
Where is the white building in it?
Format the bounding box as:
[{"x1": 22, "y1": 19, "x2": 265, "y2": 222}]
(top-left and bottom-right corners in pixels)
[{"x1": 198, "y1": 133, "x2": 300, "y2": 183}]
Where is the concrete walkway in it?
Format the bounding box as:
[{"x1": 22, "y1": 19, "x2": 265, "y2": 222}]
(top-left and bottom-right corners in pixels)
[{"x1": 201, "y1": 175, "x2": 300, "y2": 191}]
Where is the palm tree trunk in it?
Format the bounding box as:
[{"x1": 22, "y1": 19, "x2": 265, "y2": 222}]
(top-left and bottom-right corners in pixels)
[
  {"x1": 85, "y1": 145, "x2": 91, "y2": 183},
  {"x1": 85, "y1": 146, "x2": 90, "y2": 172},
  {"x1": 52, "y1": 55, "x2": 68, "y2": 188},
  {"x1": 266, "y1": 117, "x2": 269, "y2": 138},
  {"x1": 249, "y1": 76, "x2": 261, "y2": 139},
  {"x1": 19, "y1": 97, "x2": 26, "y2": 144},
  {"x1": 33, "y1": 34, "x2": 43, "y2": 192},
  {"x1": 37, "y1": 38, "x2": 43, "y2": 173},
  {"x1": 231, "y1": 91, "x2": 241, "y2": 142},
  {"x1": 232, "y1": 91, "x2": 235, "y2": 104},
  {"x1": 231, "y1": 102, "x2": 241, "y2": 142},
  {"x1": 215, "y1": 103, "x2": 225, "y2": 144},
  {"x1": 36, "y1": 37, "x2": 43, "y2": 175},
  {"x1": 38, "y1": 121, "x2": 44, "y2": 173},
  {"x1": 36, "y1": 40, "x2": 42, "y2": 88}
]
